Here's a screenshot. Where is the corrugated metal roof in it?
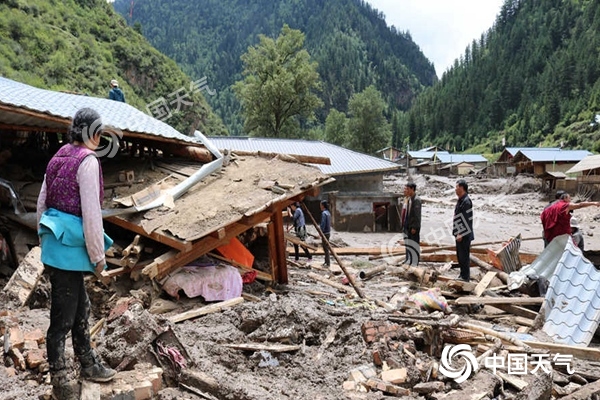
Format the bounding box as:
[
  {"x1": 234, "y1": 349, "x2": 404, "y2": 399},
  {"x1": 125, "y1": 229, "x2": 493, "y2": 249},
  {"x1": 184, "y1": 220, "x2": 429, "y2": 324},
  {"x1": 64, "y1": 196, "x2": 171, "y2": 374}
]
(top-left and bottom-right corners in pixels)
[
  {"x1": 435, "y1": 153, "x2": 488, "y2": 164},
  {"x1": 515, "y1": 149, "x2": 592, "y2": 163},
  {"x1": 407, "y1": 151, "x2": 449, "y2": 159},
  {"x1": 208, "y1": 136, "x2": 400, "y2": 176},
  {"x1": 505, "y1": 147, "x2": 560, "y2": 156},
  {"x1": 565, "y1": 155, "x2": 600, "y2": 174},
  {"x1": 0, "y1": 76, "x2": 198, "y2": 144},
  {"x1": 542, "y1": 235, "x2": 600, "y2": 347}
]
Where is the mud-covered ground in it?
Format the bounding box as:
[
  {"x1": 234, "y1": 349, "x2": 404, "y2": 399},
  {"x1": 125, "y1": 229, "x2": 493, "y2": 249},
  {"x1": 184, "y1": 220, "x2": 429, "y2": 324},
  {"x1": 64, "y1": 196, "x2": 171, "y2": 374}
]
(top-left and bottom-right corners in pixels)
[{"x1": 2, "y1": 173, "x2": 600, "y2": 399}]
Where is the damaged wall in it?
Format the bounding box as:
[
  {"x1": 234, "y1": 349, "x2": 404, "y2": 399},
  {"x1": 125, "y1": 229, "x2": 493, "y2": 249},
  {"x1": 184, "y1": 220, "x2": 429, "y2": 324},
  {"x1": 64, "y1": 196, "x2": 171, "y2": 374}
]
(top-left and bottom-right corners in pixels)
[
  {"x1": 331, "y1": 193, "x2": 401, "y2": 232},
  {"x1": 324, "y1": 172, "x2": 384, "y2": 193}
]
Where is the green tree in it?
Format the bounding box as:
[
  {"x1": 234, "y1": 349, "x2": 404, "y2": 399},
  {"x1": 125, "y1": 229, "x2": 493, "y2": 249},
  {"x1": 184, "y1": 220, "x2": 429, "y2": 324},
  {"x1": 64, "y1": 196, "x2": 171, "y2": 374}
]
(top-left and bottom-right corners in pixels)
[
  {"x1": 233, "y1": 24, "x2": 323, "y2": 137},
  {"x1": 324, "y1": 108, "x2": 348, "y2": 146},
  {"x1": 347, "y1": 86, "x2": 391, "y2": 154}
]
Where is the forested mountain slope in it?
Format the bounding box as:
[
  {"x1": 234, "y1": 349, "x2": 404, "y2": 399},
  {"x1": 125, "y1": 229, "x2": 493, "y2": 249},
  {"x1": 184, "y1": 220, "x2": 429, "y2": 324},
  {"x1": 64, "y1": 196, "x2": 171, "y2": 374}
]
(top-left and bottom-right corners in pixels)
[
  {"x1": 402, "y1": 0, "x2": 600, "y2": 152},
  {"x1": 114, "y1": 0, "x2": 437, "y2": 135},
  {"x1": 0, "y1": 0, "x2": 226, "y2": 135}
]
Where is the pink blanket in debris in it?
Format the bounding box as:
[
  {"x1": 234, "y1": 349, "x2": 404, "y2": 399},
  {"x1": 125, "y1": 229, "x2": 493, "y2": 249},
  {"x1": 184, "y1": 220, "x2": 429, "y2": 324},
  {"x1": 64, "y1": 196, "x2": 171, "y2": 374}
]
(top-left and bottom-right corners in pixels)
[{"x1": 162, "y1": 265, "x2": 243, "y2": 301}]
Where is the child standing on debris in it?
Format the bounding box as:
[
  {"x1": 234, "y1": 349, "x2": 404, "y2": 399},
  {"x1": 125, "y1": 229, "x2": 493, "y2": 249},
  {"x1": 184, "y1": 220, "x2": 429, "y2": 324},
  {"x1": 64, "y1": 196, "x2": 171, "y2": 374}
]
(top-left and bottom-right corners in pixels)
[
  {"x1": 288, "y1": 202, "x2": 312, "y2": 262},
  {"x1": 37, "y1": 108, "x2": 116, "y2": 399}
]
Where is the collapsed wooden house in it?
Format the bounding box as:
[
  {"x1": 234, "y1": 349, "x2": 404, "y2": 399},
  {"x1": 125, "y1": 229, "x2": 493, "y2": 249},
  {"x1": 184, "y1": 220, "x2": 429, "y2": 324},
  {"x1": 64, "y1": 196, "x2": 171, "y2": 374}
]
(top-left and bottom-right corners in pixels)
[{"x1": 0, "y1": 77, "x2": 331, "y2": 289}]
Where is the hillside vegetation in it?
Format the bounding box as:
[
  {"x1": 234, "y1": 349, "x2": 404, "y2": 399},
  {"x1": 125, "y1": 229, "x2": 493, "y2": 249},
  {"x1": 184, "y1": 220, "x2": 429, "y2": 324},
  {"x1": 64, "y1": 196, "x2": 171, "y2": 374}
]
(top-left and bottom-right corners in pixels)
[
  {"x1": 113, "y1": 0, "x2": 437, "y2": 136},
  {"x1": 0, "y1": 0, "x2": 226, "y2": 136},
  {"x1": 401, "y1": 0, "x2": 600, "y2": 153}
]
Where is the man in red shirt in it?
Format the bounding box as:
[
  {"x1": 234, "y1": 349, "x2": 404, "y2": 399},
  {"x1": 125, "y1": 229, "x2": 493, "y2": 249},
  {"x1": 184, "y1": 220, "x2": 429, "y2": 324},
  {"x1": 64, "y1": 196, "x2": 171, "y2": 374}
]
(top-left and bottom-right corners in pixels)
[{"x1": 541, "y1": 193, "x2": 599, "y2": 245}]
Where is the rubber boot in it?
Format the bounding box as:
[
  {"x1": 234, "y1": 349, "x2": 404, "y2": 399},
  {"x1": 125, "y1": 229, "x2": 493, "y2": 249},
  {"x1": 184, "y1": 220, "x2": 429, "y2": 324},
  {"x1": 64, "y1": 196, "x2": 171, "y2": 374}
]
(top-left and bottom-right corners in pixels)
[{"x1": 79, "y1": 350, "x2": 116, "y2": 383}]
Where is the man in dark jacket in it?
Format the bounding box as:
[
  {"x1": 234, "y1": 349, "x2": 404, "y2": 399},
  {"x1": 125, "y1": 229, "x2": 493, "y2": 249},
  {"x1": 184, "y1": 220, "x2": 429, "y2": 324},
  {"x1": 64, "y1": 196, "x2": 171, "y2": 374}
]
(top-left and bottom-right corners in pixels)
[
  {"x1": 401, "y1": 183, "x2": 421, "y2": 266},
  {"x1": 320, "y1": 200, "x2": 332, "y2": 267},
  {"x1": 453, "y1": 179, "x2": 474, "y2": 282},
  {"x1": 108, "y1": 79, "x2": 126, "y2": 103}
]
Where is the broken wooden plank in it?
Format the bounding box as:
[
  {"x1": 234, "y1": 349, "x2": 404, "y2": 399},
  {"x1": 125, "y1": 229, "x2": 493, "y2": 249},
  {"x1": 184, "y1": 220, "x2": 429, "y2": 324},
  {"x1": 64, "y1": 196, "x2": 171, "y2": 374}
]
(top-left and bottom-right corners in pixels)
[
  {"x1": 307, "y1": 272, "x2": 354, "y2": 294},
  {"x1": 169, "y1": 297, "x2": 244, "y2": 324},
  {"x1": 496, "y1": 371, "x2": 528, "y2": 391},
  {"x1": 284, "y1": 233, "x2": 318, "y2": 251},
  {"x1": 3, "y1": 246, "x2": 44, "y2": 307},
  {"x1": 455, "y1": 297, "x2": 543, "y2": 306},
  {"x1": 106, "y1": 216, "x2": 192, "y2": 252},
  {"x1": 223, "y1": 343, "x2": 300, "y2": 353},
  {"x1": 560, "y1": 378, "x2": 600, "y2": 400},
  {"x1": 474, "y1": 271, "x2": 497, "y2": 297},
  {"x1": 515, "y1": 316, "x2": 535, "y2": 327},
  {"x1": 470, "y1": 254, "x2": 509, "y2": 283},
  {"x1": 207, "y1": 252, "x2": 273, "y2": 282},
  {"x1": 493, "y1": 304, "x2": 538, "y2": 320},
  {"x1": 522, "y1": 341, "x2": 600, "y2": 362},
  {"x1": 228, "y1": 149, "x2": 331, "y2": 165}
]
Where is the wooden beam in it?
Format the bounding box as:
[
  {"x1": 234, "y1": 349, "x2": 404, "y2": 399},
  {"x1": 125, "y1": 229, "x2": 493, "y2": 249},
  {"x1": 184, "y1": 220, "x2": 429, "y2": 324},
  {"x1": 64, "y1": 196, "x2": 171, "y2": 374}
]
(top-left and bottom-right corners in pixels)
[
  {"x1": 271, "y1": 204, "x2": 288, "y2": 284},
  {"x1": 227, "y1": 149, "x2": 331, "y2": 165},
  {"x1": 0, "y1": 123, "x2": 66, "y2": 133},
  {"x1": 146, "y1": 211, "x2": 272, "y2": 281},
  {"x1": 455, "y1": 297, "x2": 543, "y2": 306},
  {"x1": 207, "y1": 252, "x2": 272, "y2": 282},
  {"x1": 307, "y1": 272, "x2": 354, "y2": 294},
  {"x1": 106, "y1": 216, "x2": 192, "y2": 252},
  {"x1": 494, "y1": 304, "x2": 538, "y2": 320},
  {"x1": 222, "y1": 343, "x2": 300, "y2": 352},
  {"x1": 169, "y1": 297, "x2": 244, "y2": 324},
  {"x1": 3, "y1": 247, "x2": 45, "y2": 307},
  {"x1": 470, "y1": 255, "x2": 509, "y2": 283},
  {"x1": 523, "y1": 340, "x2": 600, "y2": 362},
  {"x1": 473, "y1": 271, "x2": 497, "y2": 297},
  {"x1": 267, "y1": 221, "x2": 278, "y2": 283},
  {"x1": 560, "y1": 379, "x2": 600, "y2": 400},
  {"x1": 284, "y1": 233, "x2": 318, "y2": 251},
  {"x1": 210, "y1": 227, "x2": 226, "y2": 240}
]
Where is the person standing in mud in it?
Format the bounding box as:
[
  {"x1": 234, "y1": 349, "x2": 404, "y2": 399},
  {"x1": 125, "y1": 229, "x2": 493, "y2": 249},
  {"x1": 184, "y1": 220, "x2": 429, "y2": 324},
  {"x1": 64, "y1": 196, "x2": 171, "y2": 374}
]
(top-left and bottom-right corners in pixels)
[
  {"x1": 401, "y1": 182, "x2": 421, "y2": 266},
  {"x1": 37, "y1": 108, "x2": 116, "y2": 399},
  {"x1": 288, "y1": 202, "x2": 312, "y2": 262},
  {"x1": 320, "y1": 200, "x2": 332, "y2": 267},
  {"x1": 453, "y1": 179, "x2": 474, "y2": 282},
  {"x1": 540, "y1": 192, "x2": 600, "y2": 246},
  {"x1": 541, "y1": 190, "x2": 565, "y2": 247}
]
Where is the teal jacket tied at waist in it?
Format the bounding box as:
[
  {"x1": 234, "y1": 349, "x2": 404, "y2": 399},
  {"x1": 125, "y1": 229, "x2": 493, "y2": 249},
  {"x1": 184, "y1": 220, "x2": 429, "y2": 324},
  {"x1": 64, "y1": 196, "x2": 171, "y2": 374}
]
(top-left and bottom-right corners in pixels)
[{"x1": 38, "y1": 208, "x2": 113, "y2": 273}]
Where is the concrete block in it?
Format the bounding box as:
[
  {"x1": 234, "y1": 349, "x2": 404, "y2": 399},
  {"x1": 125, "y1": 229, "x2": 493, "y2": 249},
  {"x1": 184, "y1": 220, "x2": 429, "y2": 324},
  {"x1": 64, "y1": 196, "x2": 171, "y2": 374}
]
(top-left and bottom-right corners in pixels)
[
  {"x1": 349, "y1": 369, "x2": 366, "y2": 383},
  {"x1": 134, "y1": 380, "x2": 153, "y2": 400},
  {"x1": 342, "y1": 381, "x2": 357, "y2": 391}
]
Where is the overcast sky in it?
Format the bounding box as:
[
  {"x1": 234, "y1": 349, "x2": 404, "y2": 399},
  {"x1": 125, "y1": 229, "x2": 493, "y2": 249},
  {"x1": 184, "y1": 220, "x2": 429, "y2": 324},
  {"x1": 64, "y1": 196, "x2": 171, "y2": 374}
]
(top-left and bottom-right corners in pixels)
[{"x1": 367, "y1": 0, "x2": 504, "y2": 78}]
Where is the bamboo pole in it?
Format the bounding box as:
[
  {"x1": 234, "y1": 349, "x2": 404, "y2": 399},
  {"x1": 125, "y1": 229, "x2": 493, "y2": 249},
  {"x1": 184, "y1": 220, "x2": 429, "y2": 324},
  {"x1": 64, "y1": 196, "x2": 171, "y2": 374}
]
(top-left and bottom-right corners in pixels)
[{"x1": 301, "y1": 203, "x2": 365, "y2": 299}]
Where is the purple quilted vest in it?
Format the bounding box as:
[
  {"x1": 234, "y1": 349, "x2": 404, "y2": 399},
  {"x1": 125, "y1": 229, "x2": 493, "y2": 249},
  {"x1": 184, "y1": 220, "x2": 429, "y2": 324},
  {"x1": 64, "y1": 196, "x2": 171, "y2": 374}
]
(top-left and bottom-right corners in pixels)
[{"x1": 45, "y1": 144, "x2": 104, "y2": 216}]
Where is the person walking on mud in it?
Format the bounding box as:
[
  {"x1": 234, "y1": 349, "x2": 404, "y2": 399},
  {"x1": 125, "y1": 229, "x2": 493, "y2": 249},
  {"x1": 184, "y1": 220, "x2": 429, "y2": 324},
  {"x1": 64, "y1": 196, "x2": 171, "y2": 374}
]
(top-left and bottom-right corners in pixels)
[
  {"x1": 453, "y1": 179, "x2": 474, "y2": 282},
  {"x1": 401, "y1": 182, "x2": 421, "y2": 266},
  {"x1": 320, "y1": 200, "x2": 332, "y2": 267},
  {"x1": 37, "y1": 108, "x2": 116, "y2": 399},
  {"x1": 288, "y1": 202, "x2": 312, "y2": 262}
]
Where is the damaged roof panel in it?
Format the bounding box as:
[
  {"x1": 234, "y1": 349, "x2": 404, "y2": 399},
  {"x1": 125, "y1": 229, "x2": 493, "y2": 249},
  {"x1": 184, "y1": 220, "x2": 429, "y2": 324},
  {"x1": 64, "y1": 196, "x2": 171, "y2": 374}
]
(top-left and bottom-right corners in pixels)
[
  {"x1": 542, "y1": 236, "x2": 600, "y2": 347},
  {"x1": 208, "y1": 136, "x2": 400, "y2": 176},
  {"x1": 0, "y1": 77, "x2": 198, "y2": 144}
]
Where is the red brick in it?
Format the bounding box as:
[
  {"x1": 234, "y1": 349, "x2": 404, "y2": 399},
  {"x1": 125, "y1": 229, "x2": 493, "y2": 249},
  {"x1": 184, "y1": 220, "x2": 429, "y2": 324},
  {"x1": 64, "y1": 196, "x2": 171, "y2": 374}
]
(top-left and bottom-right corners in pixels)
[
  {"x1": 9, "y1": 326, "x2": 24, "y2": 350},
  {"x1": 381, "y1": 368, "x2": 407, "y2": 384},
  {"x1": 26, "y1": 349, "x2": 45, "y2": 369},
  {"x1": 10, "y1": 348, "x2": 26, "y2": 370},
  {"x1": 372, "y1": 350, "x2": 382, "y2": 366},
  {"x1": 23, "y1": 329, "x2": 45, "y2": 345}
]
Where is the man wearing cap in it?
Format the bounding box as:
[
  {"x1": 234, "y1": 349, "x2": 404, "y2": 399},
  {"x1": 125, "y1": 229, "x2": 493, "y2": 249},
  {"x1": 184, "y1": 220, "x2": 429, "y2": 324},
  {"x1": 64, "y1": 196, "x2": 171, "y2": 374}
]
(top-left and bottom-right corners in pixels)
[{"x1": 108, "y1": 79, "x2": 126, "y2": 103}]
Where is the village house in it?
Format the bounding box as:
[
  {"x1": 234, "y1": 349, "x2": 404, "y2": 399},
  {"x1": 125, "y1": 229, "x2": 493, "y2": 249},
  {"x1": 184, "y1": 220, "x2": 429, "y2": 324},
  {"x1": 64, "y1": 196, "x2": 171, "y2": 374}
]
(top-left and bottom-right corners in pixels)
[{"x1": 208, "y1": 136, "x2": 403, "y2": 232}]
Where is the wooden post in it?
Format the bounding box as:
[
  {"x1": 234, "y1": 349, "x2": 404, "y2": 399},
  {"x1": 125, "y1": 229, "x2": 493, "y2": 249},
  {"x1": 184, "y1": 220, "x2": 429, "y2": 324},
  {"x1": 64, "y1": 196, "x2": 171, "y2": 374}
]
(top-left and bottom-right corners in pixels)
[
  {"x1": 301, "y1": 203, "x2": 365, "y2": 299},
  {"x1": 271, "y1": 205, "x2": 288, "y2": 284},
  {"x1": 470, "y1": 255, "x2": 509, "y2": 283}
]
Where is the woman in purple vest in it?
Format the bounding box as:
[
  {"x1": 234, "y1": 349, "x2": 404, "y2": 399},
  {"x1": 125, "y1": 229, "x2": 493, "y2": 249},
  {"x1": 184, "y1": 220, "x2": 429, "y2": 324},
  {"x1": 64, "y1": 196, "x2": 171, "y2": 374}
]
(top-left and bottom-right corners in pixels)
[{"x1": 36, "y1": 108, "x2": 116, "y2": 399}]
